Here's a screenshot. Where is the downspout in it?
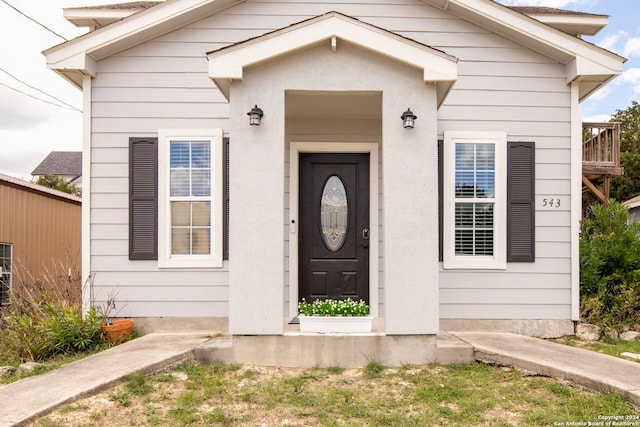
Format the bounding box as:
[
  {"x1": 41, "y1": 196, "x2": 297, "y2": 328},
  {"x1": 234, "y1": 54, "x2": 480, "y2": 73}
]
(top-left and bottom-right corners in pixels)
[
  {"x1": 81, "y1": 74, "x2": 92, "y2": 314},
  {"x1": 570, "y1": 81, "x2": 581, "y2": 323}
]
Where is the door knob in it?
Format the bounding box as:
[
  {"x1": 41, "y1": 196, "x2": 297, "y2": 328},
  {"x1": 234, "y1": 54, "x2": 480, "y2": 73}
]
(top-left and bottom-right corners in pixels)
[{"x1": 362, "y1": 228, "x2": 369, "y2": 248}]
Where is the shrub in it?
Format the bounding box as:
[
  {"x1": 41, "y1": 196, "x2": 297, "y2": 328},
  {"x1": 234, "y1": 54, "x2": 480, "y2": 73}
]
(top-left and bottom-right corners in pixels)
[
  {"x1": 0, "y1": 301, "x2": 106, "y2": 362},
  {"x1": 297, "y1": 298, "x2": 370, "y2": 316},
  {"x1": 580, "y1": 200, "x2": 640, "y2": 330},
  {"x1": 0, "y1": 262, "x2": 106, "y2": 363}
]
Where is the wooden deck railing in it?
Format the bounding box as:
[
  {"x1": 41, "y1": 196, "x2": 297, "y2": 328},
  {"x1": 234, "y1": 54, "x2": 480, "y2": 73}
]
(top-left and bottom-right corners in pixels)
[
  {"x1": 582, "y1": 122, "x2": 623, "y2": 205},
  {"x1": 583, "y1": 122, "x2": 621, "y2": 169}
]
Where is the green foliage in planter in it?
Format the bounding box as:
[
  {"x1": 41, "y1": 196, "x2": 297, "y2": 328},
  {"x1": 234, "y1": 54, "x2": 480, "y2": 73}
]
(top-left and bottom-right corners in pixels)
[
  {"x1": 580, "y1": 200, "x2": 640, "y2": 330},
  {"x1": 298, "y1": 298, "x2": 370, "y2": 317}
]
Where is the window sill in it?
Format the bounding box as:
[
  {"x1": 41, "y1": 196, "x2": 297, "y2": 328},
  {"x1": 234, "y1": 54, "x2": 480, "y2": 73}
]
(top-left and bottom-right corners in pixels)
[{"x1": 159, "y1": 257, "x2": 223, "y2": 269}]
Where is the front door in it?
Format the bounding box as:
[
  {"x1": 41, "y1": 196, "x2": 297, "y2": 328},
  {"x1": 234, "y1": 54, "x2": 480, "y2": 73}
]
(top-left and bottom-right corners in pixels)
[{"x1": 299, "y1": 153, "x2": 370, "y2": 303}]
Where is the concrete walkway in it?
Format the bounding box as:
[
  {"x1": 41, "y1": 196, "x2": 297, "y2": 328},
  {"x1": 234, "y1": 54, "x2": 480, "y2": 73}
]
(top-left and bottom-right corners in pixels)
[
  {"x1": 1, "y1": 331, "x2": 640, "y2": 426},
  {"x1": 0, "y1": 332, "x2": 211, "y2": 427},
  {"x1": 450, "y1": 332, "x2": 640, "y2": 407}
]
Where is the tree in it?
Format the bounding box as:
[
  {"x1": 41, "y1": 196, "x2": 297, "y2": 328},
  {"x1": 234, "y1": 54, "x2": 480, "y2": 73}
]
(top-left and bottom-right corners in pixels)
[
  {"x1": 34, "y1": 175, "x2": 82, "y2": 197},
  {"x1": 580, "y1": 200, "x2": 640, "y2": 329},
  {"x1": 610, "y1": 101, "x2": 640, "y2": 201},
  {"x1": 613, "y1": 100, "x2": 640, "y2": 153}
]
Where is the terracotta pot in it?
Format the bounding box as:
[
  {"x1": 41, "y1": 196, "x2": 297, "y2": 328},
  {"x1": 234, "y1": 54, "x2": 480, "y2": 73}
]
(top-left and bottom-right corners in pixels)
[{"x1": 101, "y1": 319, "x2": 134, "y2": 344}]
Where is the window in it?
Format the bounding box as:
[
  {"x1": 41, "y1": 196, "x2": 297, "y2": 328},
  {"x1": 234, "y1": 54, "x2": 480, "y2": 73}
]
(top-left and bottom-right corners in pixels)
[
  {"x1": 443, "y1": 131, "x2": 506, "y2": 269},
  {"x1": 158, "y1": 129, "x2": 223, "y2": 268},
  {"x1": 0, "y1": 243, "x2": 11, "y2": 305}
]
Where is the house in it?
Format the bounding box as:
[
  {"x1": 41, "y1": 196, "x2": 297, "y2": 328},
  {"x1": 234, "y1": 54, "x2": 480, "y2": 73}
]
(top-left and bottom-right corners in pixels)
[
  {"x1": 623, "y1": 195, "x2": 640, "y2": 222},
  {"x1": 0, "y1": 173, "x2": 81, "y2": 305},
  {"x1": 43, "y1": 0, "x2": 624, "y2": 366},
  {"x1": 31, "y1": 151, "x2": 83, "y2": 187}
]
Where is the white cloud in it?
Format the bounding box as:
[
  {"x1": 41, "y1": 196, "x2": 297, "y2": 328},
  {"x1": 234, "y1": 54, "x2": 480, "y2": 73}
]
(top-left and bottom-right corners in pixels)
[
  {"x1": 0, "y1": 86, "x2": 68, "y2": 129},
  {"x1": 623, "y1": 38, "x2": 640, "y2": 58},
  {"x1": 618, "y1": 68, "x2": 640, "y2": 84},
  {"x1": 598, "y1": 31, "x2": 627, "y2": 52},
  {"x1": 582, "y1": 113, "x2": 612, "y2": 122},
  {"x1": 0, "y1": 112, "x2": 82, "y2": 180},
  {"x1": 587, "y1": 86, "x2": 612, "y2": 101},
  {"x1": 615, "y1": 68, "x2": 640, "y2": 98}
]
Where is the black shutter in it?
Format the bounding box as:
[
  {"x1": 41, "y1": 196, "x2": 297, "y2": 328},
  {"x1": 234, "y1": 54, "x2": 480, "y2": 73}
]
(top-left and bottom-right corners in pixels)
[
  {"x1": 437, "y1": 139, "x2": 536, "y2": 263},
  {"x1": 223, "y1": 137, "x2": 229, "y2": 260},
  {"x1": 507, "y1": 141, "x2": 535, "y2": 262},
  {"x1": 129, "y1": 137, "x2": 158, "y2": 260},
  {"x1": 438, "y1": 139, "x2": 443, "y2": 262}
]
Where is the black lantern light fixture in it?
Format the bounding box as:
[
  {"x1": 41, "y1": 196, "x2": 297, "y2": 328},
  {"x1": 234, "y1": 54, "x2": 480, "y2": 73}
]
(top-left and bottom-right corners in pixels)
[
  {"x1": 401, "y1": 108, "x2": 417, "y2": 129},
  {"x1": 247, "y1": 105, "x2": 264, "y2": 126}
]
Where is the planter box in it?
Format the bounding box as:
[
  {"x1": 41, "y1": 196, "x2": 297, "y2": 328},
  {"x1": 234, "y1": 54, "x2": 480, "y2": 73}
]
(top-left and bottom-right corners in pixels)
[
  {"x1": 298, "y1": 315, "x2": 373, "y2": 333},
  {"x1": 101, "y1": 319, "x2": 134, "y2": 344}
]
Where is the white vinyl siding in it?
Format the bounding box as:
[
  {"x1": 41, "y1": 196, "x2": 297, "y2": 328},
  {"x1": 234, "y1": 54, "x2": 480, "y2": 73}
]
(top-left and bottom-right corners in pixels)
[{"x1": 87, "y1": 0, "x2": 572, "y2": 320}]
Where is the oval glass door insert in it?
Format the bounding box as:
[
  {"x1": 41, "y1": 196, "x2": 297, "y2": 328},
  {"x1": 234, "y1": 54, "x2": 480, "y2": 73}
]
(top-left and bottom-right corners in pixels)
[{"x1": 320, "y1": 175, "x2": 348, "y2": 252}]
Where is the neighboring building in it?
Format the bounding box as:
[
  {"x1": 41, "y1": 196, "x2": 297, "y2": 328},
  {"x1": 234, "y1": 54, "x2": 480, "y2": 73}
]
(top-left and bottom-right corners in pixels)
[
  {"x1": 43, "y1": 0, "x2": 624, "y2": 365},
  {"x1": 623, "y1": 195, "x2": 640, "y2": 222},
  {"x1": 31, "y1": 151, "x2": 83, "y2": 187},
  {"x1": 0, "y1": 174, "x2": 81, "y2": 305}
]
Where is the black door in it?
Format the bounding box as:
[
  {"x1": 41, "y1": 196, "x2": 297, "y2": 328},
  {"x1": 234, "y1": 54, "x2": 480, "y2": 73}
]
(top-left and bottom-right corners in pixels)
[{"x1": 299, "y1": 153, "x2": 370, "y2": 303}]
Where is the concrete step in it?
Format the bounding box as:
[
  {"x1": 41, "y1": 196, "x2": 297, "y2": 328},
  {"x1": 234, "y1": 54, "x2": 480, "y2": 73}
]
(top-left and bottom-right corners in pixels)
[{"x1": 193, "y1": 332, "x2": 474, "y2": 368}]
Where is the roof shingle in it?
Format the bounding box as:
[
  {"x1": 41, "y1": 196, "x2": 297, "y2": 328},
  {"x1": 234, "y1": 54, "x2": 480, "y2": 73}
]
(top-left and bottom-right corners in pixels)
[{"x1": 31, "y1": 151, "x2": 82, "y2": 176}]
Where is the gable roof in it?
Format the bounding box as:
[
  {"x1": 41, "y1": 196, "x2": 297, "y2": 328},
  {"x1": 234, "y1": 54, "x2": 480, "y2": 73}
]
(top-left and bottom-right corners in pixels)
[
  {"x1": 31, "y1": 151, "x2": 82, "y2": 177},
  {"x1": 508, "y1": 6, "x2": 608, "y2": 37},
  {"x1": 44, "y1": 0, "x2": 624, "y2": 101},
  {"x1": 62, "y1": 1, "x2": 609, "y2": 37},
  {"x1": 63, "y1": 1, "x2": 162, "y2": 30},
  {"x1": 207, "y1": 11, "x2": 458, "y2": 106}
]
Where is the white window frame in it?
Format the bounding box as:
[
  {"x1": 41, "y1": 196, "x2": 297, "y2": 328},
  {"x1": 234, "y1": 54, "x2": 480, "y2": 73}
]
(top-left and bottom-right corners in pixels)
[
  {"x1": 158, "y1": 129, "x2": 223, "y2": 268},
  {"x1": 0, "y1": 242, "x2": 12, "y2": 305},
  {"x1": 443, "y1": 131, "x2": 507, "y2": 270}
]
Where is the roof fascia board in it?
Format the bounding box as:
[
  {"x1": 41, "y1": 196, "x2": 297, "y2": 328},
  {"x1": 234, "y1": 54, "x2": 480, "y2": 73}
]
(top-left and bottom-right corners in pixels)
[
  {"x1": 534, "y1": 14, "x2": 608, "y2": 27},
  {"x1": 48, "y1": 52, "x2": 97, "y2": 77},
  {"x1": 63, "y1": 9, "x2": 134, "y2": 21},
  {"x1": 208, "y1": 13, "x2": 458, "y2": 104},
  {"x1": 519, "y1": 13, "x2": 608, "y2": 37},
  {"x1": 428, "y1": 0, "x2": 623, "y2": 77},
  {"x1": 567, "y1": 56, "x2": 616, "y2": 83},
  {"x1": 44, "y1": 0, "x2": 240, "y2": 85}
]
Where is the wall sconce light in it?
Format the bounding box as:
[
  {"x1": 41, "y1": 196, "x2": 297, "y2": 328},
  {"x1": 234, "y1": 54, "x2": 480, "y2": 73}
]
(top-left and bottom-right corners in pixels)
[
  {"x1": 401, "y1": 108, "x2": 417, "y2": 129},
  {"x1": 247, "y1": 105, "x2": 264, "y2": 126}
]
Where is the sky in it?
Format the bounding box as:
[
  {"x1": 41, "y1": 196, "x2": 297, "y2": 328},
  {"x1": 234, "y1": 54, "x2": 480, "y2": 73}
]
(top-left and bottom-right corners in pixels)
[{"x1": 0, "y1": 0, "x2": 638, "y2": 180}]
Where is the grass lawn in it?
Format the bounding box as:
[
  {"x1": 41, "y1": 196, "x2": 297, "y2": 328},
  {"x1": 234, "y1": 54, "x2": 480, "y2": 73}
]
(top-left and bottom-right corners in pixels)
[
  {"x1": 552, "y1": 336, "x2": 640, "y2": 363},
  {"x1": 31, "y1": 361, "x2": 638, "y2": 427}
]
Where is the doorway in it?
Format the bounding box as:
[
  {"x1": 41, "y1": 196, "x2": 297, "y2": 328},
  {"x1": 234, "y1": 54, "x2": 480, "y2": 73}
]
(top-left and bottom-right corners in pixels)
[{"x1": 298, "y1": 153, "x2": 370, "y2": 303}]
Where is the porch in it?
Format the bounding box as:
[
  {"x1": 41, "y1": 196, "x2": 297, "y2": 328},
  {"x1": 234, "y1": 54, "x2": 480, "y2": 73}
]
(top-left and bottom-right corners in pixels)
[
  {"x1": 582, "y1": 122, "x2": 623, "y2": 204},
  {"x1": 193, "y1": 332, "x2": 474, "y2": 368}
]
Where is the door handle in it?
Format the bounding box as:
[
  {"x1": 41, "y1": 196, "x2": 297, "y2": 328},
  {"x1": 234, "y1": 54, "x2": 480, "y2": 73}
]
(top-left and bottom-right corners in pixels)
[{"x1": 362, "y1": 228, "x2": 369, "y2": 248}]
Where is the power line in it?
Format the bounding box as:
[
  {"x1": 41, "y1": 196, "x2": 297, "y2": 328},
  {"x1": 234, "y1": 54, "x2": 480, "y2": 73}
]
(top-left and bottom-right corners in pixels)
[
  {"x1": 0, "y1": 81, "x2": 81, "y2": 112},
  {"x1": 0, "y1": 68, "x2": 81, "y2": 112},
  {"x1": 0, "y1": 0, "x2": 67, "y2": 41},
  {"x1": 0, "y1": 82, "x2": 80, "y2": 112}
]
